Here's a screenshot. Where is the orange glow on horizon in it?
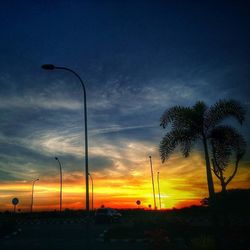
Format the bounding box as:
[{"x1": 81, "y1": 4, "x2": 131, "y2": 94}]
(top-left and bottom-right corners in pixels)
[{"x1": 0, "y1": 152, "x2": 249, "y2": 212}]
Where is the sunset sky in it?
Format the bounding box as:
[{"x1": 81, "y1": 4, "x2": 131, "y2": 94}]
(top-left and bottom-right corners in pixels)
[{"x1": 0, "y1": 1, "x2": 249, "y2": 212}]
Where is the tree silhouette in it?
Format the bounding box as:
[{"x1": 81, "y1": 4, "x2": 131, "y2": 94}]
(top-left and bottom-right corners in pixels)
[
  {"x1": 210, "y1": 126, "x2": 246, "y2": 193},
  {"x1": 160, "y1": 99, "x2": 245, "y2": 201}
]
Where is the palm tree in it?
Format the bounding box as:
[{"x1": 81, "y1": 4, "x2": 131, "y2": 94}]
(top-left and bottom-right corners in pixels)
[
  {"x1": 160, "y1": 99, "x2": 245, "y2": 201},
  {"x1": 210, "y1": 126, "x2": 246, "y2": 194}
]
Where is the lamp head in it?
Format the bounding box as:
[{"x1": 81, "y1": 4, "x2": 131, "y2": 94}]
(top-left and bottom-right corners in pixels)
[{"x1": 41, "y1": 64, "x2": 55, "y2": 70}]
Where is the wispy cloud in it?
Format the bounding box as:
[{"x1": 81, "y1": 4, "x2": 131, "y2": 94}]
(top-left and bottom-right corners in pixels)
[
  {"x1": 89, "y1": 124, "x2": 155, "y2": 136},
  {"x1": 0, "y1": 95, "x2": 80, "y2": 110}
]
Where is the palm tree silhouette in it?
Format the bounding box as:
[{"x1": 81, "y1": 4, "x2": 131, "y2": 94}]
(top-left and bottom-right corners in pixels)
[
  {"x1": 159, "y1": 99, "x2": 245, "y2": 201},
  {"x1": 210, "y1": 126, "x2": 246, "y2": 194}
]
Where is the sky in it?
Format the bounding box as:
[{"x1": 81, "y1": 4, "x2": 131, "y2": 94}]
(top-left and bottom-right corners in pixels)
[{"x1": 0, "y1": 0, "x2": 249, "y2": 212}]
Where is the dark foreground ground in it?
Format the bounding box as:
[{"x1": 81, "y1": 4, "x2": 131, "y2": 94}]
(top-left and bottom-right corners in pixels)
[
  {"x1": 0, "y1": 214, "x2": 149, "y2": 250},
  {"x1": 0, "y1": 219, "x2": 147, "y2": 250},
  {"x1": 0, "y1": 207, "x2": 249, "y2": 250}
]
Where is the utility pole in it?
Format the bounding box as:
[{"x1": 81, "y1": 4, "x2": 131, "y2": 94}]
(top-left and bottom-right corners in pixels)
[
  {"x1": 157, "y1": 171, "x2": 161, "y2": 209},
  {"x1": 149, "y1": 156, "x2": 156, "y2": 210}
]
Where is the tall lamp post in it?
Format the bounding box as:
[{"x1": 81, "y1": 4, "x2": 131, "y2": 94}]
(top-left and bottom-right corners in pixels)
[
  {"x1": 157, "y1": 171, "x2": 161, "y2": 209},
  {"x1": 31, "y1": 178, "x2": 39, "y2": 213},
  {"x1": 55, "y1": 157, "x2": 63, "y2": 212},
  {"x1": 88, "y1": 173, "x2": 94, "y2": 211},
  {"x1": 149, "y1": 156, "x2": 156, "y2": 210},
  {"x1": 41, "y1": 64, "x2": 90, "y2": 212}
]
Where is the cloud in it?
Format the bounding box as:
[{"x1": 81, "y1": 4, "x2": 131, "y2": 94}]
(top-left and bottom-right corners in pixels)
[
  {"x1": 89, "y1": 124, "x2": 155, "y2": 136},
  {"x1": 0, "y1": 95, "x2": 80, "y2": 111}
]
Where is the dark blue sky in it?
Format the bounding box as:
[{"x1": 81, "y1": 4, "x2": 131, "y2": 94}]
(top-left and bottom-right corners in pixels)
[{"x1": 0, "y1": 1, "x2": 249, "y2": 186}]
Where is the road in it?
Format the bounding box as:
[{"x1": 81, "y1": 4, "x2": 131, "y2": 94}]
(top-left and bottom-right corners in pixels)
[{"x1": 0, "y1": 218, "x2": 150, "y2": 250}]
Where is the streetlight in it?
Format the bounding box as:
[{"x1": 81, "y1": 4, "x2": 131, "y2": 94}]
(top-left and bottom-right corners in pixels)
[
  {"x1": 31, "y1": 178, "x2": 39, "y2": 213},
  {"x1": 149, "y1": 156, "x2": 156, "y2": 210},
  {"x1": 41, "y1": 64, "x2": 90, "y2": 212},
  {"x1": 157, "y1": 171, "x2": 161, "y2": 209},
  {"x1": 55, "y1": 157, "x2": 63, "y2": 212},
  {"x1": 88, "y1": 173, "x2": 94, "y2": 211}
]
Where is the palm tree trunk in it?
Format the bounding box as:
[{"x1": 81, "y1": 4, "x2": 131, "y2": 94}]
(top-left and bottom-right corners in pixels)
[
  {"x1": 202, "y1": 135, "x2": 215, "y2": 200},
  {"x1": 202, "y1": 135, "x2": 222, "y2": 249}
]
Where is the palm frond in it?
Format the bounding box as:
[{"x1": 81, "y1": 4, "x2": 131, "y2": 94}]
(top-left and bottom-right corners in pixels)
[
  {"x1": 192, "y1": 101, "x2": 207, "y2": 117},
  {"x1": 191, "y1": 101, "x2": 208, "y2": 133},
  {"x1": 160, "y1": 106, "x2": 193, "y2": 130},
  {"x1": 235, "y1": 135, "x2": 247, "y2": 162},
  {"x1": 209, "y1": 125, "x2": 246, "y2": 170},
  {"x1": 205, "y1": 99, "x2": 246, "y2": 130},
  {"x1": 160, "y1": 129, "x2": 198, "y2": 162}
]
